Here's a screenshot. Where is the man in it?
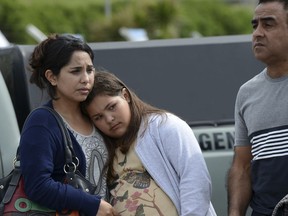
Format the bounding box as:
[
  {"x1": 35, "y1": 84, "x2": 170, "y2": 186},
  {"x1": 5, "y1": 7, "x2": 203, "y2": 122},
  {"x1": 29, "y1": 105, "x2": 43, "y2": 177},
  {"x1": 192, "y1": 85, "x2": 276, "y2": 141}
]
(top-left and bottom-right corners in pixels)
[{"x1": 227, "y1": 0, "x2": 288, "y2": 216}]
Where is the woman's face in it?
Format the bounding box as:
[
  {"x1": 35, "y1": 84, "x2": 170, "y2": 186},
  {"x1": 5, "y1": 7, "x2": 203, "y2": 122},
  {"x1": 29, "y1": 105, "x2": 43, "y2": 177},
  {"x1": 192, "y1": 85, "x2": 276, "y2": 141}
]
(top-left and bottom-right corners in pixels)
[
  {"x1": 86, "y1": 89, "x2": 131, "y2": 138},
  {"x1": 49, "y1": 51, "x2": 95, "y2": 103}
]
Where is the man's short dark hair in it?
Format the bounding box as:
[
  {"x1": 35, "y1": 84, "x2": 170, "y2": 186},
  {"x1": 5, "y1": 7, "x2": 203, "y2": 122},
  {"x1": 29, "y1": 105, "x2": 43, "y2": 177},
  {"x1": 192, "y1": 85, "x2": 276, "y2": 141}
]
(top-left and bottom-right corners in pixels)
[{"x1": 258, "y1": 0, "x2": 288, "y2": 10}]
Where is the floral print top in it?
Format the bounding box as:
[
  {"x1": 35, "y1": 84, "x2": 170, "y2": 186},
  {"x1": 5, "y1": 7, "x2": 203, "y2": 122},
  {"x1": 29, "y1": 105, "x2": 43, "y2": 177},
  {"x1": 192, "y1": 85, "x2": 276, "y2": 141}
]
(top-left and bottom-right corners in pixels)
[{"x1": 110, "y1": 143, "x2": 178, "y2": 216}]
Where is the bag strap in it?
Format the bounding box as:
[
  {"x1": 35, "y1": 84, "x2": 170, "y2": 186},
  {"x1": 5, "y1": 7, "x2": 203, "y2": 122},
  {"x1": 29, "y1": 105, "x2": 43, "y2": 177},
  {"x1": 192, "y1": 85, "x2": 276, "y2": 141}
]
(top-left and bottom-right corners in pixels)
[
  {"x1": 40, "y1": 106, "x2": 78, "y2": 168},
  {"x1": 0, "y1": 163, "x2": 21, "y2": 214},
  {"x1": 2, "y1": 166, "x2": 21, "y2": 204}
]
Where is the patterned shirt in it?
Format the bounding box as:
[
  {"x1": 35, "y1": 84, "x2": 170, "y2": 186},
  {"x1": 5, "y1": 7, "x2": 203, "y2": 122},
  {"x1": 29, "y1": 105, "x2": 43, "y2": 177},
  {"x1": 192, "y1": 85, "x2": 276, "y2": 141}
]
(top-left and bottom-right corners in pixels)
[
  {"x1": 65, "y1": 122, "x2": 108, "y2": 199},
  {"x1": 110, "y1": 143, "x2": 178, "y2": 216}
]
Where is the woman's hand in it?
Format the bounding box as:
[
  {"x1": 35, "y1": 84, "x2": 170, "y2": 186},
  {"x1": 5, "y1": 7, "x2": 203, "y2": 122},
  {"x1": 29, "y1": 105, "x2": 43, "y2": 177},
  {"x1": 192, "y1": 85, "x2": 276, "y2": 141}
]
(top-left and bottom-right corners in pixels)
[{"x1": 96, "y1": 199, "x2": 118, "y2": 216}]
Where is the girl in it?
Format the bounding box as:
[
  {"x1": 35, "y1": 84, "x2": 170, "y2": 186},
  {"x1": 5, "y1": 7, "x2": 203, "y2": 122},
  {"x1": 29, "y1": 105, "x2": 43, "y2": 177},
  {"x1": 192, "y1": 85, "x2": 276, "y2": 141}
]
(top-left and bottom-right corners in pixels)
[{"x1": 82, "y1": 70, "x2": 217, "y2": 216}]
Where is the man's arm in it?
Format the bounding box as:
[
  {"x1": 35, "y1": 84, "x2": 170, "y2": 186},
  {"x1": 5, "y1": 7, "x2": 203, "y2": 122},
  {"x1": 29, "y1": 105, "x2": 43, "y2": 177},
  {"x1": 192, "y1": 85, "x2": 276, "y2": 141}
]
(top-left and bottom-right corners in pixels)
[{"x1": 227, "y1": 145, "x2": 253, "y2": 216}]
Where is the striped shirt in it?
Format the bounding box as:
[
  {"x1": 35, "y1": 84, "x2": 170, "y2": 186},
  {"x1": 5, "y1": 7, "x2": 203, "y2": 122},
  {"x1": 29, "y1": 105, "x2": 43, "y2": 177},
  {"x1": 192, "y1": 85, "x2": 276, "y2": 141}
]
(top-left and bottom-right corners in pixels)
[{"x1": 235, "y1": 68, "x2": 288, "y2": 214}]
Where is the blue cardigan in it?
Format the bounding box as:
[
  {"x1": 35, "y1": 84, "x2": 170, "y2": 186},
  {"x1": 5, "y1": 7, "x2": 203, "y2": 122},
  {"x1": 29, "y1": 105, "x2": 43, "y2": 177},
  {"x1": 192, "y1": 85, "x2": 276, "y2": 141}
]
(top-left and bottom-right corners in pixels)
[{"x1": 19, "y1": 101, "x2": 101, "y2": 216}]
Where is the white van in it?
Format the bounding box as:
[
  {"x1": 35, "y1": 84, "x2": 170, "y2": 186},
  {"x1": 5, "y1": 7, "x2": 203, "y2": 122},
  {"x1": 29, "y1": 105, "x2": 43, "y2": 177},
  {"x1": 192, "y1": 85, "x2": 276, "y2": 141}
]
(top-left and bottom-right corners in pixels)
[{"x1": 0, "y1": 71, "x2": 20, "y2": 177}]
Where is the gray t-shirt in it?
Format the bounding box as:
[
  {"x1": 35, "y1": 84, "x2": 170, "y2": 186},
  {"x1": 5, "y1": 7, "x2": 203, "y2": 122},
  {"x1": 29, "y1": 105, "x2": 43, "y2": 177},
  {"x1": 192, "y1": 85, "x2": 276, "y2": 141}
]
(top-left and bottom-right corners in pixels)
[{"x1": 235, "y1": 68, "x2": 288, "y2": 214}]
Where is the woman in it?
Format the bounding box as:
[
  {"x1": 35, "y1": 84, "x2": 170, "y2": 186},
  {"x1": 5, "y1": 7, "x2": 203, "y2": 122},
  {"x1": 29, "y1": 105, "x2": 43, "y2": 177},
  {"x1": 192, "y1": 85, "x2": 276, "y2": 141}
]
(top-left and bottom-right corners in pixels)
[
  {"x1": 82, "y1": 70, "x2": 217, "y2": 216},
  {"x1": 19, "y1": 34, "x2": 116, "y2": 216}
]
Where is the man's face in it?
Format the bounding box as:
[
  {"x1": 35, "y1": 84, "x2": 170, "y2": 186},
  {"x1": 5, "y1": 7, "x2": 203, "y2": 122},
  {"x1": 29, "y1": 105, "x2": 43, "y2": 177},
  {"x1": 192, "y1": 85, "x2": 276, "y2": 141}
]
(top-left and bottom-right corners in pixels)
[{"x1": 252, "y1": 2, "x2": 288, "y2": 65}]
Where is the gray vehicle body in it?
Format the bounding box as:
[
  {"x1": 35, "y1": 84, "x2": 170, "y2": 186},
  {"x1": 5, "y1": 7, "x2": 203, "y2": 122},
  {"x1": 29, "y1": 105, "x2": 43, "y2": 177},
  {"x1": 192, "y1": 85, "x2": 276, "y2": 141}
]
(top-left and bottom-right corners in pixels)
[{"x1": 0, "y1": 35, "x2": 262, "y2": 215}]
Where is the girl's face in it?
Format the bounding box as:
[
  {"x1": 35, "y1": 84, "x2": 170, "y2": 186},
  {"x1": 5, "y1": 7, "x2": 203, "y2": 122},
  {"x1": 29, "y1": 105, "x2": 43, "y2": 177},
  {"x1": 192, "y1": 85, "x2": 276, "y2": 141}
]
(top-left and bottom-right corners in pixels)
[
  {"x1": 86, "y1": 89, "x2": 131, "y2": 138},
  {"x1": 47, "y1": 51, "x2": 95, "y2": 103}
]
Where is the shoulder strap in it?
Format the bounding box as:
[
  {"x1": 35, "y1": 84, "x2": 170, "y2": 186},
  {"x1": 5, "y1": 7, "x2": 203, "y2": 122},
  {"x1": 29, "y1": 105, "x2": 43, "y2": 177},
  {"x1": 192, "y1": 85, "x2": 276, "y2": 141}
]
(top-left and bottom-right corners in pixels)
[
  {"x1": 40, "y1": 106, "x2": 77, "y2": 166},
  {"x1": 0, "y1": 164, "x2": 21, "y2": 214},
  {"x1": 2, "y1": 166, "x2": 21, "y2": 204}
]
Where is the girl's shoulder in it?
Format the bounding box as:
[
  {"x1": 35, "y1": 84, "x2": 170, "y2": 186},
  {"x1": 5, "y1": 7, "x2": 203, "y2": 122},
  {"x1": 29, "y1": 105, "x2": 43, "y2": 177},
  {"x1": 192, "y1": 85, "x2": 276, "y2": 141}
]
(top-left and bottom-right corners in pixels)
[{"x1": 147, "y1": 112, "x2": 187, "y2": 130}]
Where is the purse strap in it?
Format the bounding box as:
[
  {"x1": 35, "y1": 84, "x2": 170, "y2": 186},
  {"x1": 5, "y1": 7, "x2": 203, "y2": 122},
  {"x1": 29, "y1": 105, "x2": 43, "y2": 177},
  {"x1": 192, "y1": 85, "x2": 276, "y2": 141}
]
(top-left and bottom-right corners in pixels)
[
  {"x1": 1, "y1": 165, "x2": 21, "y2": 205},
  {"x1": 0, "y1": 166, "x2": 21, "y2": 214},
  {"x1": 40, "y1": 106, "x2": 79, "y2": 171}
]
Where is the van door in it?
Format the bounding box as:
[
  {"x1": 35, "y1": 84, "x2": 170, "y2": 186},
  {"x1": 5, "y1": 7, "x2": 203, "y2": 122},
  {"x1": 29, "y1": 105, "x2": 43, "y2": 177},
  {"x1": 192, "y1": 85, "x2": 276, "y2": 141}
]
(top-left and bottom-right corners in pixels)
[{"x1": 0, "y1": 70, "x2": 20, "y2": 177}]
